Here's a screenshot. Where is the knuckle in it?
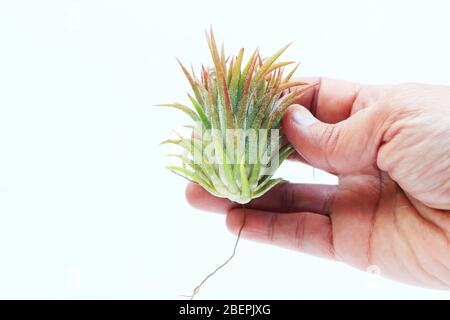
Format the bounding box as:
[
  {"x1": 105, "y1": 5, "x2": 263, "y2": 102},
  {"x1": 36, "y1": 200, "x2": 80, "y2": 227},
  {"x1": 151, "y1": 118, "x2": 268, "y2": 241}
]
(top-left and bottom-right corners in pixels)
[
  {"x1": 278, "y1": 184, "x2": 297, "y2": 212},
  {"x1": 322, "y1": 187, "x2": 336, "y2": 214},
  {"x1": 267, "y1": 214, "x2": 278, "y2": 243},
  {"x1": 294, "y1": 214, "x2": 306, "y2": 250},
  {"x1": 318, "y1": 124, "x2": 340, "y2": 172},
  {"x1": 325, "y1": 223, "x2": 336, "y2": 258}
]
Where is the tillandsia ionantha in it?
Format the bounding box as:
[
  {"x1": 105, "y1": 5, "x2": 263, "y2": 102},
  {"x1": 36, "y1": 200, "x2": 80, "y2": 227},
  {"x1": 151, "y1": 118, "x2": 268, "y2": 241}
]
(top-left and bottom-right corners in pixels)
[{"x1": 158, "y1": 29, "x2": 313, "y2": 204}]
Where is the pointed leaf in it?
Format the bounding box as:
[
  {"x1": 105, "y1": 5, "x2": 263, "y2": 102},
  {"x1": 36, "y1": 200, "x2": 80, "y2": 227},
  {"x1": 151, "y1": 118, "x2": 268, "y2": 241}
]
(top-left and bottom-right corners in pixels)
[
  {"x1": 155, "y1": 103, "x2": 199, "y2": 122},
  {"x1": 176, "y1": 59, "x2": 204, "y2": 105},
  {"x1": 188, "y1": 94, "x2": 211, "y2": 129},
  {"x1": 239, "y1": 155, "x2": 251, "y2": 203}
]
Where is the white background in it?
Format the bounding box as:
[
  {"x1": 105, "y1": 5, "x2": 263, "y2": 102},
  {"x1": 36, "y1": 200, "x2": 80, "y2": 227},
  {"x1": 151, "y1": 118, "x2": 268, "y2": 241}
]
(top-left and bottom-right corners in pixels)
[{"x1": 0, "y1": 0, "x2": 449, "y2": 299}]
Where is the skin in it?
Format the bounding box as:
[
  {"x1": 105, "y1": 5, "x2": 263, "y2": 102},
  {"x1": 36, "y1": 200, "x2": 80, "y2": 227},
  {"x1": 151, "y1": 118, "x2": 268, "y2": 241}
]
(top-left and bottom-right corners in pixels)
[{"x1": 186, "y1": 78, "x2": 450, "y2": 289}]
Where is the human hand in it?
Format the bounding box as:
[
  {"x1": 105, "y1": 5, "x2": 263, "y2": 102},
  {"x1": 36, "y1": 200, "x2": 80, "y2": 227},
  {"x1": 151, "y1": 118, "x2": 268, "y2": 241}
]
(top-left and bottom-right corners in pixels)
[{"x1": 186, "y1": 78, "x2": 450, "y2": 289}]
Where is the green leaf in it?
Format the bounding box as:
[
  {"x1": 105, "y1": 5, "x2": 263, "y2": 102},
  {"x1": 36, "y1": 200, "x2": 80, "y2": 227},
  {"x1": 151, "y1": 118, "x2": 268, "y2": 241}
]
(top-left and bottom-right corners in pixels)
[
  {"x1": 265, "y1": 61, "x2": 295, "y2": 76},
  {"x1": 268, "y1": 84, "x2": 315, "y2": 128},
  {"x1": 278, "y1": 144, "x2": 295, "y2": 163},
  {"x1": 253, "y1": 178, "x2": 285, "y2": 198},
  {"x1": 188, "y1": 94, "x2": 211, "y2": 129},
  {"x1": 284, "y1": 62, "x2": 300, "y2": 82},
  {"x1": 237, "y1": 52, "x2": 258, "y2": 125},
  {"x1": 249, "y1": 158, "x2": 261, "y2": 187},
  {"x1": 155, "y1": 103, "x2": 199, "y2": 122},
  {"x1": 164, "y1": 136, "x2": 230, "y2": 196},
  {"x1": 166, "y1": 166, "x2": 219, "y2": 197},
  {"x1": 176, "y1": 59, "x2": 204, "y2": 106},
  {"x1": 167, "y1": 154, "x2": 212, "y2": 186},
  {"x1": 212, "y1": 131, "x2": 239, "y2": 195},
  {"x1": 276, "y1": 81, "x2": 309, "y2": 94},
  {"x1": 229, "y1": 48, "x2": 244, "y2": 112},
  {"x1": 239, "y1": 155, "x2": 251, "y2": 203},
  {"x1": 254, "y1": 42, "x2": 292, "y2": 81}
]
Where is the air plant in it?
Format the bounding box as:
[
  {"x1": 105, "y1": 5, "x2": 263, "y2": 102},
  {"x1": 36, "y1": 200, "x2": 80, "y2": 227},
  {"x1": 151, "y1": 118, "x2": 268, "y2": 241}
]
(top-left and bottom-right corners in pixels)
[
  {"x1": 157, "y1": 29, "x2": 312, "y2": 299},
  {"x1": 158, "y1": 30, "x2": 312, "y2": 204}
]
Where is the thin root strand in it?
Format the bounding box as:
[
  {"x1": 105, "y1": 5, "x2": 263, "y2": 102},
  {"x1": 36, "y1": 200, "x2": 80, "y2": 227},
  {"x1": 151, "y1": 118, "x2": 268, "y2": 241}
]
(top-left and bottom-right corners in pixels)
[{"x1": 183, "y1": 206, "x2": 247, "y2": 300}]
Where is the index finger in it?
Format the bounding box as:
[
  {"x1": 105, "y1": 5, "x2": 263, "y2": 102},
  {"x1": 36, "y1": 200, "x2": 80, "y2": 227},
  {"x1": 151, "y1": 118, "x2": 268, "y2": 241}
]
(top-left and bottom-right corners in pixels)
[
  {"x1": 186, "y1": 182, "x2": 336, "y2": 215},
  {"x1": 292, "y1": 77, "x2": 363, "y2": 124}
]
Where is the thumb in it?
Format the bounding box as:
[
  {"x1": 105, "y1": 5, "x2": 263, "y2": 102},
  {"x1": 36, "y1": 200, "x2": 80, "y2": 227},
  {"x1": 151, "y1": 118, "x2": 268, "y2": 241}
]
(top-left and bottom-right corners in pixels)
[{"x1": 282, "y1": 104, "x2": 388, "y2": 174}]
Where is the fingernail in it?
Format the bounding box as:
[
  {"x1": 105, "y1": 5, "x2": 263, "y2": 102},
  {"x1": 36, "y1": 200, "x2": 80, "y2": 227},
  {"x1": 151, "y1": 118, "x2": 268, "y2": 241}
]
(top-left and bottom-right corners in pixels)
[{"x1": 291, "y1": 107, "x2": 318, "y2": 127}]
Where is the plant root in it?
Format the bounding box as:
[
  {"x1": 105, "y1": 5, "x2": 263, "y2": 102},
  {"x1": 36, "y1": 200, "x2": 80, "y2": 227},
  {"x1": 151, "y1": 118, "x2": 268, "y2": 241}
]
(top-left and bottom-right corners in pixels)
[{"x1": 182, "y1": 206, "x2": 247, "y2": 300}]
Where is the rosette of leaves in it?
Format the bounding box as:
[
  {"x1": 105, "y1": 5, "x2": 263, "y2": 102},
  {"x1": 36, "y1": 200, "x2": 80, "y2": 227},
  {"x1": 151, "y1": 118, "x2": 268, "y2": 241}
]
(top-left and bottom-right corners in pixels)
[{"x1": 158, "y1": 30, "x2": 312, "y2": 204}]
